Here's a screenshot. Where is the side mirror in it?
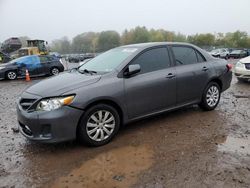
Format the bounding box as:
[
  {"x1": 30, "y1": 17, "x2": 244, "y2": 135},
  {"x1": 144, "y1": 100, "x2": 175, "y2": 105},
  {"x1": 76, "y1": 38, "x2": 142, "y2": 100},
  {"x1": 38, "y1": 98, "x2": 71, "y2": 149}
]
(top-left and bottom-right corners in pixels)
[{"x1": 124, "y1": 64, "x2": 141, "y2": 77}]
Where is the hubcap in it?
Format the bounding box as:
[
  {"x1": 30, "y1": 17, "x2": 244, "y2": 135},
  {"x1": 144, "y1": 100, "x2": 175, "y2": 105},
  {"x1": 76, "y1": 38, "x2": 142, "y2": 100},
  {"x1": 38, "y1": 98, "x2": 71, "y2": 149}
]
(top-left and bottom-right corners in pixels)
[
  {"x1": 8, "y1": 72, "x2": 16, "y2": 80},
  {"x1": 52, "y1": 68, "x2": 59, "y2": 75},
  {"x1": 206, "y1": 86, "x2": 219, "y2": 107},
  {"x1": 86, "y1": 110, "x2": 115, "y2": 142}
]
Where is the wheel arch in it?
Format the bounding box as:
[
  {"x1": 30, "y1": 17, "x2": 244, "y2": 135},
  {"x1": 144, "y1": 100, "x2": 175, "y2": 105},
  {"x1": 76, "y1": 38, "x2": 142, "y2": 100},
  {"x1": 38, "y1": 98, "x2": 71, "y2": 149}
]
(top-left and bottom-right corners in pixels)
[
  {"x1": 208, "y1": 77, "x2": 223, "y2": 90},
  {"x1": 76, "y1": 98, "x2": 125, "y2": 137}
]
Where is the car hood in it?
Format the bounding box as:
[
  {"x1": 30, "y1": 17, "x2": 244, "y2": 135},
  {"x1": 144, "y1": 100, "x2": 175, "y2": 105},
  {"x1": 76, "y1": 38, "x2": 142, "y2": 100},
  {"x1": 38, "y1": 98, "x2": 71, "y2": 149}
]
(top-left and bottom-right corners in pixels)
[
  {"x1": 25, "y1": 71, "x2": 101, "y2": 97},
  {"x1": 0, "y1": 62, "x2": 15, "y2": 67},
  {"x1": 239, "y1": 55, "x2": 250, "y2": 64}
]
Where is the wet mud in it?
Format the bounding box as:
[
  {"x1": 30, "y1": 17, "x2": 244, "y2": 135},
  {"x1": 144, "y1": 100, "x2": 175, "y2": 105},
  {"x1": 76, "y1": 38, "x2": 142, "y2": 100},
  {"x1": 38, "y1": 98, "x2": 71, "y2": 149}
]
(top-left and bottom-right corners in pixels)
[{"x1": 0, "y1": 60, "x2": 250, "y2": 188}]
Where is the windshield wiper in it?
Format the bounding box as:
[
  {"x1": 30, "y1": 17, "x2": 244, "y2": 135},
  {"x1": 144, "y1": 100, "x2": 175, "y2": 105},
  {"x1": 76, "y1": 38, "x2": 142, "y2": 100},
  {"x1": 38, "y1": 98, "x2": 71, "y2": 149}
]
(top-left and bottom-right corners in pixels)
[{"x1": 78, "y1": 69, "x2": 97, "y2": 75}]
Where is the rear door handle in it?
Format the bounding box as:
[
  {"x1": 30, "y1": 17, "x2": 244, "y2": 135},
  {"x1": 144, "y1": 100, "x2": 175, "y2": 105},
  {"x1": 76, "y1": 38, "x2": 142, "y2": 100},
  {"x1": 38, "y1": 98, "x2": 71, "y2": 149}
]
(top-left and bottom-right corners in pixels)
[
  {"x1": 202, "y1": 67, "x2": 209, "y2": 71},
  {"x1": 166, "y1": 73, "x2": 175, "y2": 79}
]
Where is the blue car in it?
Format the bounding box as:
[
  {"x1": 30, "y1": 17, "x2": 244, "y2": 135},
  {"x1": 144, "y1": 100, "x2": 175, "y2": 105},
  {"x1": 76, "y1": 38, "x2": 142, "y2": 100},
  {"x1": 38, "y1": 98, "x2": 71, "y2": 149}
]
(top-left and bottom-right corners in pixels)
[{"x1": 0, "y1": 55, "x2": 64, "y2": 80}]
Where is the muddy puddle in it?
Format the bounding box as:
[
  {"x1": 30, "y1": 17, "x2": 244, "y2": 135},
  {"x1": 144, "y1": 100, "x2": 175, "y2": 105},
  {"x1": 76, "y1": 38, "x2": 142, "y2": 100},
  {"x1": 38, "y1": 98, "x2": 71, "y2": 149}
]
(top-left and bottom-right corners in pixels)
[
  {"x1": 218, "y1": 136, "x2": 250, "y2": 156},
  {"x1": 51, "y1": 145, "x2": 154, "y2": 188}
]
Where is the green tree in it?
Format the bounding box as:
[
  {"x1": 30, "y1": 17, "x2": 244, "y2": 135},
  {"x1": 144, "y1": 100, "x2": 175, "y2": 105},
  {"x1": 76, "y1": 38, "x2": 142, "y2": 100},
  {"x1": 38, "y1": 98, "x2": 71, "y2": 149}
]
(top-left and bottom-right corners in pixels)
[
  {"x1": 97, "y1": 31, "x2": 120, "y2": 52},
  {"x1": 71, "y1": 32, "x2": 98, "y2": 53},
  {"x1": 131, "y1": 26, "x2": 150, "y2": 43},
  {"x1": 50, "y1": 36, "x2": 71, "y2": 54},
  {"x1": 149, "y1": 29, "x2": 165, "y2": 42}
]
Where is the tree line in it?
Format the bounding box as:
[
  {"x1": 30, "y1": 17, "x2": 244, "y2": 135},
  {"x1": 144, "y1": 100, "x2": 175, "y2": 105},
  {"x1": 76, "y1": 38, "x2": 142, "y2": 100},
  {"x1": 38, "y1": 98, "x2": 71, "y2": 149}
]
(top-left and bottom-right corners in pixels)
[{"x1": 46, "y1": 26, "x2": 250, "y2": 53}]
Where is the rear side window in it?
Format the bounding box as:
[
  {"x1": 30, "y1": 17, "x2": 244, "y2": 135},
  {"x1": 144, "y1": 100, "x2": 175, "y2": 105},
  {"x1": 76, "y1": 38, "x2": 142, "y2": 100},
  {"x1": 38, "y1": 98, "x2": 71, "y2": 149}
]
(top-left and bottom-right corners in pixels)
[
  {"x1": 131, "y1": 47, "x2": 171, "y2": 74},
  {"x1": 172, "y1": 46, "x2": 204, "y2": 65},
  {"x1": 39, "y1": 56, "x2": 49, "y2": 63}
]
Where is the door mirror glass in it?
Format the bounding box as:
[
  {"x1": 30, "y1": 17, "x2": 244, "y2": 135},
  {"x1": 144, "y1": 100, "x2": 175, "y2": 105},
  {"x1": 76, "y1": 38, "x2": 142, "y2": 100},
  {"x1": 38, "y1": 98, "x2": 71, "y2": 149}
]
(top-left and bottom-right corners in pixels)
[{"x1": 124, "y1": 64, "x2": 141, "y2": 77}]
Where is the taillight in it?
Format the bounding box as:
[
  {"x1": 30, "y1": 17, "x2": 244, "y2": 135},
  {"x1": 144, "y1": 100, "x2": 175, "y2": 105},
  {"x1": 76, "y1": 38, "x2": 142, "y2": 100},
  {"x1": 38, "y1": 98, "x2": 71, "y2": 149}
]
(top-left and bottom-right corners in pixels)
[{"x1": 226, "y1": 64, "x2": 233, "y2": 71}]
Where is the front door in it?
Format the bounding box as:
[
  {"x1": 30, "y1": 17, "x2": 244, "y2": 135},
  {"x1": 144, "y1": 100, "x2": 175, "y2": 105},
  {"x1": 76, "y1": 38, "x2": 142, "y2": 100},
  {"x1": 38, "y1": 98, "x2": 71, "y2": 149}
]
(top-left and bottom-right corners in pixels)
[{"x1": 124, "y1": 47, "x2": 176, "y2": 119}]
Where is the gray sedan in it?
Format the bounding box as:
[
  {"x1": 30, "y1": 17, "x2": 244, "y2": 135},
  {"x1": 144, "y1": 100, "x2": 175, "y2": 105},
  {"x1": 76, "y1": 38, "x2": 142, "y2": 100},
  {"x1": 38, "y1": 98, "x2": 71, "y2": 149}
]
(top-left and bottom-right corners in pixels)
[{"x1": 16, "y1": 42, "x2": 232, "y2": 146}]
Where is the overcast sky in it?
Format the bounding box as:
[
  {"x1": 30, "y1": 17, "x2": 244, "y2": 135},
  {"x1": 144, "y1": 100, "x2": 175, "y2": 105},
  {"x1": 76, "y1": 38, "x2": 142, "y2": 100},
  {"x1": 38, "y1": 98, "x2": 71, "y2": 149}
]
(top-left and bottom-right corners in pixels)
[{"x1": 0, "y1": 0, "x2": 250, "y2": 42}]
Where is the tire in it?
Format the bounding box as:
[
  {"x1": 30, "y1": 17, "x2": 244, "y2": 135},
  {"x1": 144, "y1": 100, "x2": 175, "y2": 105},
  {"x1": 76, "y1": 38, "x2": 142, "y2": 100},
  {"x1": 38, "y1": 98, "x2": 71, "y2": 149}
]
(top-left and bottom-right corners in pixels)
[
  {"x1": 6, "y1": 71, "x2": 17, "y2": 80},
  {"x1": 77, "y1": 104, "x2": 120, "y2": 146},
  {"x1": 199, "y1": 82, "x2": 221, "y2": 111},
  {"x1": 50, "y1": 67, "x2": 59, "y2": 76}
]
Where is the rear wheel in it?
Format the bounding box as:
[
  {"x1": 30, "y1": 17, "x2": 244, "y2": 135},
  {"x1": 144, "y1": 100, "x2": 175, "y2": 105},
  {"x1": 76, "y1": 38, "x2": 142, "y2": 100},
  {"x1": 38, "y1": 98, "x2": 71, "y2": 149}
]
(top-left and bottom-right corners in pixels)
[
  {"x1": 199, "y1": 82, "x2": 221, "y2": 111},
  {"x1": 50, "y1": 67, "x2": 59, "y2": 76},
  {"x1": 6, "y1": 71, "x2": 17, "y2": 80},
  {"x1": 77, "y1": 104, "x2": 120, "y2": 146}
]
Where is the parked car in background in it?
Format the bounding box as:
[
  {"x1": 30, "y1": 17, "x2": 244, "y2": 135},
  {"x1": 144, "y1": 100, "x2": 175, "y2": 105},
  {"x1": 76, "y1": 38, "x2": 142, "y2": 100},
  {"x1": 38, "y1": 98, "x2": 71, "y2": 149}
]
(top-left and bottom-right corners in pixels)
[
  {"x1": 234, "y1": 56, "x2": 250, "y2": 82},
  {"x1": 68, "y1": 54, "x2": 81, "y2": 63},
  {"x1": 49, "y1": 52, "x2": 62, "y2": 59},
  {"x1": 209, "y1": 48, "x2": 229, "y2": 59},
  {"x1": 17, "y1": 42, "x2": 232, "y2": 146},
  {"x1": 0, "y1": 55, "x2": 64, "y2": 80},
  {"x1": 229, "y1": 50, "x2": 248, "y2": 59},
  {"x1": 246, "y1": 49, "x2": 250, "y2": 56},
  {"x1": 79, "y1": 58, "x2": 93, "y2": 66},
  {"x1": 68, "y1": 54, "x2": 95, "y2": 63}
]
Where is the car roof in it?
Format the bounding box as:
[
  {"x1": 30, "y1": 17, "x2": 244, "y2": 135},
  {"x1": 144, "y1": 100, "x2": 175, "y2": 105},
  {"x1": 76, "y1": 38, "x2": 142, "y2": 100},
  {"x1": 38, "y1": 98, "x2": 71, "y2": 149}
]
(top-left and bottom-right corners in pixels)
[
  {"x1": 120, "y1": 42, "x2": 197, "y2": 49},
  {"x1": 117, "y1": 42, "x2": 214, "y2": 62}
]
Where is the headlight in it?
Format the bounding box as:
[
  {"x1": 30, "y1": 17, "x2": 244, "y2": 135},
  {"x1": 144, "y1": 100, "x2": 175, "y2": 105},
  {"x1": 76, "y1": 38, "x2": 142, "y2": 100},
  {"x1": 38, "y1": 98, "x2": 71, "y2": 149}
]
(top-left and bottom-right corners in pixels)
[
  {"x1": 235, "y1": 61, "x2": 245, "y2": 69},
  {"x1": 0, "y1": 67, "x2": 6, "y2": 70},
  {"x1": 36, "y1": 95, "x2": 75, "y2": 111}
]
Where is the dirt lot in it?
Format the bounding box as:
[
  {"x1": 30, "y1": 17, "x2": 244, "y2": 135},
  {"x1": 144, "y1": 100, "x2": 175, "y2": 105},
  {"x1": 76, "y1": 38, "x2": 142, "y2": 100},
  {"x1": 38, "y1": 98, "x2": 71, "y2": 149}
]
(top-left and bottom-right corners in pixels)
[{"x1": 0, "y1": 60, "x2": 249, "y2": 188}]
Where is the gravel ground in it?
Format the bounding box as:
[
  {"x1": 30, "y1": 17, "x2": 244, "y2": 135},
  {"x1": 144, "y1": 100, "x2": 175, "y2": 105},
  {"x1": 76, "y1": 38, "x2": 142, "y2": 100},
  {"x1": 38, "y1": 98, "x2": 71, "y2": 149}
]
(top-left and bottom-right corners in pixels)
[{"x1": 0, "y1": 60, "x2": 249, "y2": 188}]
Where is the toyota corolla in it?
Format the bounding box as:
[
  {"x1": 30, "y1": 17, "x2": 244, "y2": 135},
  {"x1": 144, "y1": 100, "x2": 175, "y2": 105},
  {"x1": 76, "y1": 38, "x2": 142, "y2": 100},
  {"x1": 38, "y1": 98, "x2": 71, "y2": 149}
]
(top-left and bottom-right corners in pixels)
[{"x1": 16, "y1": 42, "x2": 232, "y2": 146}]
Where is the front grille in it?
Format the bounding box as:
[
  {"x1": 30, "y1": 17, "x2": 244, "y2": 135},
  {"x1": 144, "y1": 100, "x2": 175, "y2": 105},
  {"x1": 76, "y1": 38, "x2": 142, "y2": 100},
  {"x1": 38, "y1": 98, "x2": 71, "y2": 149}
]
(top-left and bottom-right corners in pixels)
[
  {"x1": 245, "y1": 63, "x2": 250, "y2": 70},
  {"x1": 19, "y1": 98, "x2": 37, "y2": 111}
]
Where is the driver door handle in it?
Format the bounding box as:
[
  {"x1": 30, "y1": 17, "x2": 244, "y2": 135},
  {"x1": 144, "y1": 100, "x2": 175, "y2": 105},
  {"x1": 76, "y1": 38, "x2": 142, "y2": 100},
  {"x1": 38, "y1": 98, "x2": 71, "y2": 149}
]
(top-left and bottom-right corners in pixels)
[
  {"x1": 166, "y1": 73, "x2": 175, "y2": 79},
  {"x1": 202, "y1": 66, "x2": 209, "y2": 71}
]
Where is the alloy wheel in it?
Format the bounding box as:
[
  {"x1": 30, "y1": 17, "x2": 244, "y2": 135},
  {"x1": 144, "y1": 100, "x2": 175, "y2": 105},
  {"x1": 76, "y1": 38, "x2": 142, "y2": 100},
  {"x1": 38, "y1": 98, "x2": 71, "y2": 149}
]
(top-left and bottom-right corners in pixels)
[
  {"x1": 86, "y1": 110, "x2": 115, "y2": 142},
  {"x1": 51, "y1": 68, "x2": 59, "y2": 75},
  {"x1": 7, "y1": 71, "x2": 17, "y2": 80},
  {"x1": 206, "y1": 85, "x2": 219, "y2": 107}
]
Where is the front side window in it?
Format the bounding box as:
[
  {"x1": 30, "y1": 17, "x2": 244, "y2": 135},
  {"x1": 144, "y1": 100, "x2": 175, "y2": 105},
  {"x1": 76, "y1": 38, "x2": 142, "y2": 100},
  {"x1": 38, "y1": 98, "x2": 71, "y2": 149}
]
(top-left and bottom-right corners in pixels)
[
  {"x1": 172, "y1": 46, "x2": 198, "y2": 65},
  {"x1": 130, "y1": 47, "x2": 171, "y2": 74},
  {"x1": 196, "y1": 51, "x2": 206, "y2": 62}
]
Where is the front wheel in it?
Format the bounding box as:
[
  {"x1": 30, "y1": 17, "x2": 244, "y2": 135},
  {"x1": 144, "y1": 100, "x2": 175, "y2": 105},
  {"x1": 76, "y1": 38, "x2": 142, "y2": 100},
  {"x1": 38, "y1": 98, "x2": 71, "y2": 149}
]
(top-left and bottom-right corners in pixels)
[
  {"x1": 77, "y1": 104, "x2": 120, "y2": 146},
  {"x1": 6, "y1": 71, "x2": 17, "y2": 80},
  {"x1": 199, "y1": 82, "x2": 221, "y2": 111}
]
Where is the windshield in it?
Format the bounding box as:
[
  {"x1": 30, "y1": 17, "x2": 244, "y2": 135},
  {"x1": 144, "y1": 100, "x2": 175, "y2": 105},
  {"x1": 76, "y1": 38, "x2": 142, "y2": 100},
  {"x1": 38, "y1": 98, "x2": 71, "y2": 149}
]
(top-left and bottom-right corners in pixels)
[
  {"x1": 6, "y1": 56, "x2": 27, "y2": 65},
  {"x1": 232, "y1": 50, "x2": 242, "y2": 53},
  {"x1": 79, "y1": 48, "x2": 138, "y2": 73}
]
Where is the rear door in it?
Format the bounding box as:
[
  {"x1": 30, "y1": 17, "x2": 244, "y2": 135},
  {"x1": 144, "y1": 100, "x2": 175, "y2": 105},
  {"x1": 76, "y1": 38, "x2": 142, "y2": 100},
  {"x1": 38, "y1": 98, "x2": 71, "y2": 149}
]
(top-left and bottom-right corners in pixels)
[
  {"x1": 170, "y1": 45, "x2": 212, "y2": 105},
  {"x1": 39, "y1": 56, "x2": 52, "y2": 74},
  {"x1": 124, "y1": 47, "x2": 176, "y2": 119}
]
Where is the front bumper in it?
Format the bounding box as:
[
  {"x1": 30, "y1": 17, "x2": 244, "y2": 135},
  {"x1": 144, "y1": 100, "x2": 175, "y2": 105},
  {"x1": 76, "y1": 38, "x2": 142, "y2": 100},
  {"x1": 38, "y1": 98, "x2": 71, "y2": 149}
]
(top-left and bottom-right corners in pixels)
[
  {"x1": 17, "y1": 103, "x2": 83, "y2": 143},
  {"x1": 234, "y1": 67, "x2": 250, "y2": 80},
  {"x1": 0, "y1": 70, "x2": 5, "y2": 80}
]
